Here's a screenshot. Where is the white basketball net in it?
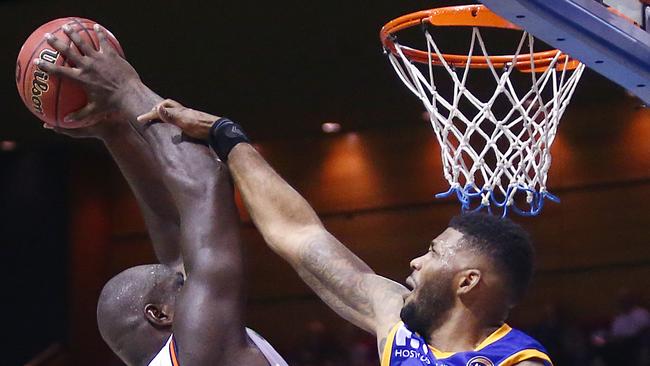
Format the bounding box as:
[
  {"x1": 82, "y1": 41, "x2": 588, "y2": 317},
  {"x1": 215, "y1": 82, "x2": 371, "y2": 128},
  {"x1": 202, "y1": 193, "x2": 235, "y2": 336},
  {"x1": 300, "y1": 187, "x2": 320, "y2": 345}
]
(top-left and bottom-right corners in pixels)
[{"x1": 387, "y1": 27, "x2": 585, "y2": 216}]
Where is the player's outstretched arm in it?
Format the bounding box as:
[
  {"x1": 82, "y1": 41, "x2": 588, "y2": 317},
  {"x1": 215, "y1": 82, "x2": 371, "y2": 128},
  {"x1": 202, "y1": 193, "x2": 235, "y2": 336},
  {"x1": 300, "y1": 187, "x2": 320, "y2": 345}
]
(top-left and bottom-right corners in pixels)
[
  {"x1": 139, "y1": 101, "x2": 409, "y2": 341},
  {"x1": 39, "y1": 26, "x2": 258, "y2": 364},
  {"x1": 136, "y1": 120, "x2": 262, "y2": 365},
  {"x1": 229, "y1": 142, "x2": 408, "y2": 336},
  {"x1": 167, "y1": 152, "x2": 254, "y2": 365},
  {"x1": 37, "y1": 24, "x2": 182, "y2": 269}
]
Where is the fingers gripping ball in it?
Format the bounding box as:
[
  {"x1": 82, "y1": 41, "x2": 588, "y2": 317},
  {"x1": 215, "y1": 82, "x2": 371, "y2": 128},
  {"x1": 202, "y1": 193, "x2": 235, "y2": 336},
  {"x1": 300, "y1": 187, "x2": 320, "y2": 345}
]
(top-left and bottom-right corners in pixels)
[{"x1": 15, "y1": 17, "x2": 124, "y2": 128}]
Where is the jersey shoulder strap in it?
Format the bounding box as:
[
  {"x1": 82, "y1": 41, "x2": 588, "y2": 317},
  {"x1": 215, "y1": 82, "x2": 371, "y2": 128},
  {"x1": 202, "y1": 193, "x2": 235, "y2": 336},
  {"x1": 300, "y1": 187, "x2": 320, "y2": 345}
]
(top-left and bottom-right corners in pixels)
[{"x1": 147, "y1": 335, "x2": 179, "y2": 366}]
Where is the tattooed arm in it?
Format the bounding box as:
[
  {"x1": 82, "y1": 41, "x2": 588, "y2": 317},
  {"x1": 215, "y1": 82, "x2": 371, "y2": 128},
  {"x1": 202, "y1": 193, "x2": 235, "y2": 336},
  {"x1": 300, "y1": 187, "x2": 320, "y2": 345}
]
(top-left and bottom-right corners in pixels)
[{"x1": 227, "y1": 143, "x2": 408, "y2": 342}]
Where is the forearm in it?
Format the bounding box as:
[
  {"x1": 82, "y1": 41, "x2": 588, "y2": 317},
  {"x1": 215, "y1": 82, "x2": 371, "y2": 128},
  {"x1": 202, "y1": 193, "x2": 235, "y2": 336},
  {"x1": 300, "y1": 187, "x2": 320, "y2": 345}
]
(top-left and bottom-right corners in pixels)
[
  {"x1": 117, "y1": 79, "x2": 165, "y2": 123},
  {"x1": 79, "y1": 83, "x2": 183, "y2": 268},
  {"x1": 227, "y1": 143, "x2": 406, "y2": 332},
  {"x1": 227, "y1": 143, "x2": 322, "y2": 257},
  {"x1": 100, "y1": 125, "x2": 181, "y2": 269}
]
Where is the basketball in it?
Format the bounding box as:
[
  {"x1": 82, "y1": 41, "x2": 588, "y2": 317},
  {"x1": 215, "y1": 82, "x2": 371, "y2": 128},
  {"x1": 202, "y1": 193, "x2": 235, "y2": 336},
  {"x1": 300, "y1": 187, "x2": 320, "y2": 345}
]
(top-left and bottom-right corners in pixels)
[{"x1": 15, "y1": 17, "x2": 124, "y2": 128}]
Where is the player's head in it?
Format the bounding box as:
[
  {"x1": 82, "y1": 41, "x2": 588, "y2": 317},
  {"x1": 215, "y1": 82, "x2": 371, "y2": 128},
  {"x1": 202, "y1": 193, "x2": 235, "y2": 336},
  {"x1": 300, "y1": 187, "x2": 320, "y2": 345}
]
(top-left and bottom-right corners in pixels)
[
  {"x1": 401, "y1": 212, "x2": 534, "y2": 339},
  {"x1": 96, "y1": 264, "x2": 185, "y2": 365}
]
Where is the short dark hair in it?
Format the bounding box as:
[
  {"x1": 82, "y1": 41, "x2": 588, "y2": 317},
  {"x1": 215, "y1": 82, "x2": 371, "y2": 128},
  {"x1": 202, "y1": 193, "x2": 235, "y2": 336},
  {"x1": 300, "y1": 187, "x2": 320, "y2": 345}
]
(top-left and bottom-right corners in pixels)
[{"x1": 449, "y1": 212, "x2": 534, "y2": 304}]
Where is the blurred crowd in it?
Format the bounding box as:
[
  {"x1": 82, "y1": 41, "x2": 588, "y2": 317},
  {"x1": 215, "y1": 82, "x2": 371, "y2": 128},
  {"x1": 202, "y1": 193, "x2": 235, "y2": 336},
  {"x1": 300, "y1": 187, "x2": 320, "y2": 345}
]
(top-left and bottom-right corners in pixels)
[
  {"x1": 530, "y1": 291, "x2": 649, "y2": 366},
  {"x1": 285, "y1": 321, "x2": 379, "y2": 366}
]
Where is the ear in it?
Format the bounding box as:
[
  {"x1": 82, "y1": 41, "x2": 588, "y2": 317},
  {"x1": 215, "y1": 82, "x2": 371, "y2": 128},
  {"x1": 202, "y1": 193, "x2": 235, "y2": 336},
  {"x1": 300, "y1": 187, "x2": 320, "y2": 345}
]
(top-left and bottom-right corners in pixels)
[
  {"x1": 144, "y1": 303, "x2": 173, "y2": 328},
  {"x1": 456, "y1": 269, "x2": 482, "y2": 295}
]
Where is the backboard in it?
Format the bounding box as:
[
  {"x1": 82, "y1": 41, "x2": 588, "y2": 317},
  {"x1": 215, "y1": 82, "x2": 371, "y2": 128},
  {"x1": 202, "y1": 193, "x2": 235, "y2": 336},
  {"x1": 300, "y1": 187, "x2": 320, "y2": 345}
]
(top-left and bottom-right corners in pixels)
[{"x1": 479, "y1": 0, "x2": 650, "y2": 104}]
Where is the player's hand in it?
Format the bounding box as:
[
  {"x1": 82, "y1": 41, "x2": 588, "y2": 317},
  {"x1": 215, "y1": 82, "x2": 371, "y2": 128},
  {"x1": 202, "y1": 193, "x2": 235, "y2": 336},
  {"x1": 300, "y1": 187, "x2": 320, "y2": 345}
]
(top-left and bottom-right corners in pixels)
[
  {"x1": 33, "y1": 23, "x2": 141, "y2": 126},
  {"x1": 137, "y1": 99, "x2": 220, "y2": 141},
  {"x1": 42, "y1": 117, "x2": 121, "y2": 140}
]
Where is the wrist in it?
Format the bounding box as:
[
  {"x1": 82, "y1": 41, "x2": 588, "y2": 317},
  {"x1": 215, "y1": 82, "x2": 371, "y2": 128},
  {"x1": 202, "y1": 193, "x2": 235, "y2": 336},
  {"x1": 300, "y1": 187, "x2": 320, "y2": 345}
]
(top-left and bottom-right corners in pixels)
[
  {"x1": 116, "y1": 81, "x2": 163, "y2": 121},
  {"x1": 95, "y1": 119, "x2": 125, "y2": 142},
  {"x1": 114, "y1": 78, "x2": 144, "y2": 103},
  {"x1": 123, "y1": 77, "x2": 146, "y2": 94},
  {"x1": 208, "y1": 118, "x2": 250, "y2": 161}
]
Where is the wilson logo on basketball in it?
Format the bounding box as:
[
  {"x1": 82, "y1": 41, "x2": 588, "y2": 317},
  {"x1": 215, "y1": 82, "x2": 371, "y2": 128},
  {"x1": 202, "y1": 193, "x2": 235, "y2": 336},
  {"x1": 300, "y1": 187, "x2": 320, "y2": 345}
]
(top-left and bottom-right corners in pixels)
[
  {"x1": 31, "y1": 48, "x2": 59, "y2": 115},
  {"x1": 466, "y1": 356, "x2": 494, "y2": 366}
]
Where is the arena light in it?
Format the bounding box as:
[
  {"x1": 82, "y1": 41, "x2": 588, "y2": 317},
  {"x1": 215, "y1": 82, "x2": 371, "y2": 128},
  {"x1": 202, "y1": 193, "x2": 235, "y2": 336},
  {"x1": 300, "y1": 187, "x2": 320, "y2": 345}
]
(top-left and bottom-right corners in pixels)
[
  {"x1": 1, "y1": 141, "x2": 17, "y2": 151},
  {"x1": 321, "y1": 122, "x2": 341, "y2": 134}
]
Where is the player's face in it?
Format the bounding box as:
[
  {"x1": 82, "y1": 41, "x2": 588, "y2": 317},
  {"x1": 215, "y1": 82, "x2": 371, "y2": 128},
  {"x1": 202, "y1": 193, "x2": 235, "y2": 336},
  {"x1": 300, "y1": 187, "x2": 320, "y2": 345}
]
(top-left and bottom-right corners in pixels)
[
  {"x1": 404, "y1": 228, "x2": 465, "y2": 301},
  {"x1": 400, "y1": 228, "x2": 465, "y2": 337}
]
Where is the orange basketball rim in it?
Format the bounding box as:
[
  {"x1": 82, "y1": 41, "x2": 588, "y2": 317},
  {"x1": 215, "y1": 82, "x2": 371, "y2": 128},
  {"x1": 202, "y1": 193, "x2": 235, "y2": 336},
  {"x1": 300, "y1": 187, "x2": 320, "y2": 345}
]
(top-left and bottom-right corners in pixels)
[{"x1": 380, "y1": 5, "x2": 582, "y2": 72}]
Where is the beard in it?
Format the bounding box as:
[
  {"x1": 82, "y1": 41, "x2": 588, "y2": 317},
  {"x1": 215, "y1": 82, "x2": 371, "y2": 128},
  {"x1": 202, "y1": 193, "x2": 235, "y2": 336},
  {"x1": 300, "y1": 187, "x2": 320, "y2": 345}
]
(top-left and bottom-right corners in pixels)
[{"x1": 400, "y1": 272, "x2": 455, "y2": 343}]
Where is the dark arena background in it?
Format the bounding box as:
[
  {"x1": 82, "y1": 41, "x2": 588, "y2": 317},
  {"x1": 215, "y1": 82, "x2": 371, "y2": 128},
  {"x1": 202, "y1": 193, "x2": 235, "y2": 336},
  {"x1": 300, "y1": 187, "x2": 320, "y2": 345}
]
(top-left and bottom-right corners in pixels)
[{"x1": 1, "y1": 0, "x2": 649, "y2": 365}]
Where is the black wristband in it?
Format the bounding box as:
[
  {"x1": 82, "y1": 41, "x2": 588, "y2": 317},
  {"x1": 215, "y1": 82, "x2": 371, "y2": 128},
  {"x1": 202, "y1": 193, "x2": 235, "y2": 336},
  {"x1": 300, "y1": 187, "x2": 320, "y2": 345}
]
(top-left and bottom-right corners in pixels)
[{"x1": 208, "y1": 118, "x2": 251, "y2": 161}]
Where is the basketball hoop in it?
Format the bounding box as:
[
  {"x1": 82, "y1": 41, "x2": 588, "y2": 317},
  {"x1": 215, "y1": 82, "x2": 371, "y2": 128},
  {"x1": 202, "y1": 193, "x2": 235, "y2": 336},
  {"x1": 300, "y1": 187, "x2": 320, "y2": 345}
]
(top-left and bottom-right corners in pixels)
[{"x1": 381, "y1": 5, "x2": 585, "y2": 217}]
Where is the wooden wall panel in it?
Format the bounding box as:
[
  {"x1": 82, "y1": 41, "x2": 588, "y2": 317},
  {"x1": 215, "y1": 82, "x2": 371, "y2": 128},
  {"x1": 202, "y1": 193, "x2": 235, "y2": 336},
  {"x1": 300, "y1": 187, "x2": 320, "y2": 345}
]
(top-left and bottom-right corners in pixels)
[
  {"x1": 513, "y1": 264, "x2": 650, "y2": 326},
  {"x1": 106, "y1": 239, "x2": 157, "y2": 273},
  {"x1": 240, "y1": 183, "x2": 650, "y2": 298},
  {"x1": 256, "y1": 99, "x2": 650, "y2": 216},
  {"x1": 107, "y1": 162, "x2": 147, "y2": 237},
  {"x1": 256, "y1": 126, "x2": 445, "y2": 214},
  {"x1": 522, "y1": 183, "x2": 650, "y2": 270},
  {"x1": 245, "y1": 297, "x2": 371, "y2": 354},
  {"x1": 68, "y1": 154, "x2": 115, "y2": 366},
  {"x1": 552, "y1": 100, "x2": 650, "y2": 187}
]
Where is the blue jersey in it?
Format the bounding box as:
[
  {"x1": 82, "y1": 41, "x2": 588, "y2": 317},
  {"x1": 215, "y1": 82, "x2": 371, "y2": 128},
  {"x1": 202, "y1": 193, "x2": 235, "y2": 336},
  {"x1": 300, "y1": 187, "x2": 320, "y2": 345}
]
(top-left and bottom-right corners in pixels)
[{"x1": 381, "y1": 322, "x2": 552, "y2": 366}]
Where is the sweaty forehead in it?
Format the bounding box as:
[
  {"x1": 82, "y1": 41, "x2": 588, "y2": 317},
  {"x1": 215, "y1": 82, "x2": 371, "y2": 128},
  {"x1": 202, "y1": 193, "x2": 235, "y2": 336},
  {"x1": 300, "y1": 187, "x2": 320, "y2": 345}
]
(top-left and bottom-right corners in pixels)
[{"x1": 431, "y1": 227, "x2": 465, "y2": 253}]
